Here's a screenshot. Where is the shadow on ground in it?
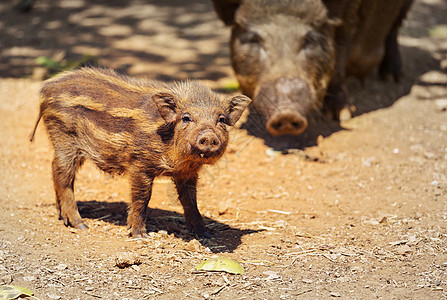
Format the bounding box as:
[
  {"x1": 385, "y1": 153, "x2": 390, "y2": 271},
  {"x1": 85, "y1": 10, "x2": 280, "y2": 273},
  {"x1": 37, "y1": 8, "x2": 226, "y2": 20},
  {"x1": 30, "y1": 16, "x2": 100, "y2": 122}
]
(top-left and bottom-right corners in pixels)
[
  {"x1": 77, "y1": 200, "x2": 261, "y2": 253},
  {"x1": 0, "y1": 0, "x2": 230, "y2": 81}
]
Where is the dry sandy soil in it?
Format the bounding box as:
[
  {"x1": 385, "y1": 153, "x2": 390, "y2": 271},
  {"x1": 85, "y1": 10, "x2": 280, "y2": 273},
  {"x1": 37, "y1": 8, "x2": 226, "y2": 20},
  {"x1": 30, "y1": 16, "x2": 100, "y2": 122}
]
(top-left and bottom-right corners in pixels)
[{"x1": 1, "y1": 0, "x2": 446, "y2": 299}]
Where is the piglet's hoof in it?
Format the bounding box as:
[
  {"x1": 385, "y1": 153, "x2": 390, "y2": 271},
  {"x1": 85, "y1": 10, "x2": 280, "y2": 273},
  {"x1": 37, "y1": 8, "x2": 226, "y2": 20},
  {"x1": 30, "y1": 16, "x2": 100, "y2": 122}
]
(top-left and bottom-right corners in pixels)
[
  {"x1": 129, "y1": 228, "x2": 150, "y2": 239},
  {"x1": 63, "y1": 216, "x2": 89, "y2": 230},
  {"x1": 131, "y1": 233, "x2": 150, "y2": 239},
  {"x1": 75, "y1": 222, "x2": 89, "y2": 230}
]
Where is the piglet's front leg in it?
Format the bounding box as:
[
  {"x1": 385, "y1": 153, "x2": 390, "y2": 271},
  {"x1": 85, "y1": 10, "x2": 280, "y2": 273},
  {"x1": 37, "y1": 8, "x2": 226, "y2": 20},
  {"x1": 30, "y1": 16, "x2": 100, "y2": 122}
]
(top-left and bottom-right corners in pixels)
[
  {"x1": 174, "y1": 175, "x2": 210, "y2": 238},
  {"x1": 127, "y1": 173, "x2": 154, "y2": 239}
]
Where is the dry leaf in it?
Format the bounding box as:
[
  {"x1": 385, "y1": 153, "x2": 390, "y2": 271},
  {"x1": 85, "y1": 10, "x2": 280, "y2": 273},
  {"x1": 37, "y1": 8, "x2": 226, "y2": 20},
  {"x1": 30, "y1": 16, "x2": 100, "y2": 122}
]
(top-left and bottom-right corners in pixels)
[{"x1": 195, "y1": 256, "x2": 244, "y2": 274}]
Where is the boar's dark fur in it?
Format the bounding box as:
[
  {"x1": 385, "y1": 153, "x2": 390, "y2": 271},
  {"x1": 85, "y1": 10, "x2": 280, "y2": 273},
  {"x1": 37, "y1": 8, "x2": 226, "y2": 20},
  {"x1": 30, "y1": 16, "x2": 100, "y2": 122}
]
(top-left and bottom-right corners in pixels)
[
  {"x1": 30, "y1": 67, "x2": 251, "y2": 238},
  {"x1": 212, "y1": 0, "x2": 413, "y2": 136}
]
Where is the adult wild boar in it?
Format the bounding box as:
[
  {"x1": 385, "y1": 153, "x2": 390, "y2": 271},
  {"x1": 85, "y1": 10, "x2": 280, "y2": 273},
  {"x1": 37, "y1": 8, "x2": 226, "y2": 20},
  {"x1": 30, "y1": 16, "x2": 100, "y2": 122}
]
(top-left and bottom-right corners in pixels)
[
  {"x1": 30, "y1": 67, "x2": 251, "y2": 238},
  {"x1": 212, "y1": 0, "x2": 413, "y2": 136}
]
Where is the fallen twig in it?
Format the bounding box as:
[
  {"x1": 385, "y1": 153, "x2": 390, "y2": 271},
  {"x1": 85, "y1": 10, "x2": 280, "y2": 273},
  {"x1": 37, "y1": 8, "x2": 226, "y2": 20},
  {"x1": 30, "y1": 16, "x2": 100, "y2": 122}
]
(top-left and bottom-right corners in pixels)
[
  {"x1": 211, "y1": 284, "x2": 227, "y2": 296},
  {"x1": 321, "y1": 253, "x2": 336, "y2": 262},
  {"x1": 95, "y1": 214, "x2": 111, "y2": 220},
  {"x1": 241, "y1": 259, "x2": 277, "y2": 266},
  {"x1": 295, "y1": 289, "x2": 312, "y2": 296},
  {"x1": 83, "y1": 291, "x2": 102, "y2": 298},
  {"x1": 284, "y1": 249, "x2": 318, "y2": 256},
  {"x1": 267, "y1": 209, "x2": 292, "y2": 215}
]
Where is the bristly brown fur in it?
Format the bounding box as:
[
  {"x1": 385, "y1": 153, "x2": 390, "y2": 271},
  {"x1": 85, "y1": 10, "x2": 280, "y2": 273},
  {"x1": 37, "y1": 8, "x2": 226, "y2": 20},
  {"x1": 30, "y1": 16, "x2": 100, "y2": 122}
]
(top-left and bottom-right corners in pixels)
[
  {"x1": 31, "y1": 67, "x2": 251, "y2": 238},
  {"x1": 236, "y1": 0, "x2": 328, "y2": 27}
]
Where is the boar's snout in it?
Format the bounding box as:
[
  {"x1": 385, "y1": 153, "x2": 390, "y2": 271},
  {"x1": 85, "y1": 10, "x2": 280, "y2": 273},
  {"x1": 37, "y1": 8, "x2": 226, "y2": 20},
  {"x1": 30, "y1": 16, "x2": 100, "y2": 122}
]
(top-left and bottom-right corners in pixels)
[
  {"x1": 253, "y1": 77, "x2": 315, "y2": 136},
  {"x1": 194, "y1": 130, "x2": 222, "y2": 157},
  {"x1": 266, "y1": 110, "x2": 308, "y2": 136}
]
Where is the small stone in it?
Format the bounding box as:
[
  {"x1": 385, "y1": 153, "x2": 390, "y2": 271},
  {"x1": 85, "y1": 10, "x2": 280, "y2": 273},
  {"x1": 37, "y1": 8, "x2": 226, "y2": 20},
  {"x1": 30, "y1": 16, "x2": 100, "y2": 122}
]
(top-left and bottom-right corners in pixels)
[
  {"x1": 131, "y1": 264, "x2": 141, "y2": 272},
  {"x1": 115, "y1": 252, "x2": 141, "y2": 268},
  {"x1": 379, "y1": 216, "x2": 388, "y2": 224},
  {"x1": 266, "y1": 148, "x2": 281, "y2": 158},
  {"x1": 395, "y1": 245, "x2": 413, "y2": 255},
  {"x1": 218, "y1": 202, "x2": 231, "y2": 215},
  {"x1": 424, "y1": 152, "x2": 436, "y2": 159},
  {"x1": 351, "y1": 266, "x2": 363, "y2": 272},
  {"x1": 184, "y1": 239, "x2": 202, "y2": 252},
  {"x1": 273, "y1": 220, "x2": 287, "y2": 228},
  {"x1": 23, "y1": 275, "x2": 36, "y2": 282},
  {"x1": 55, "y1": 263, "x2": 67, "y2": 271},
  {"x1": 330, "y1": 292, "x2": 341, "y2": 297},
  {"x1": 263, "y1": 271, "x2": 281, "y2": 281},
  {"x1": 362, "y1": 156, "x2": 377, "y2": 167},
  {"x1": 432, "y1": 280, "x2": 442, "y2": 286},
  {"x1": 435, "y1": 99, "x2": 447, "y2": 111}
]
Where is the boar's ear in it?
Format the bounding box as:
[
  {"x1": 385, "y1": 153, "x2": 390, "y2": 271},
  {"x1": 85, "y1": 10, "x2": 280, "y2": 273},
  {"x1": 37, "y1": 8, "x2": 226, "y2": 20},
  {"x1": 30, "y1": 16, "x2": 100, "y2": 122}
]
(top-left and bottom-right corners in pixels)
[
  {"x1": 225, "y1": 95, "x2": 251, "y2": 126},
  {"x1": 212, "y1": 0, "x2": 242, "y2": 25},
  {"x1": 152, "y1": 92, "x2": 177, "y2": 123}
]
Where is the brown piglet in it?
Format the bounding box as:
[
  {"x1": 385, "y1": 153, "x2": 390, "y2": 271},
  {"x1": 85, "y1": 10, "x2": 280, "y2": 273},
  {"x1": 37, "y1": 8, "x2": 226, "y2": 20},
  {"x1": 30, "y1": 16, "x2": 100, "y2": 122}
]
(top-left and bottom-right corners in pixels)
[{"x1": 30, "y1": 67, "x2": 251, "y2": 238}]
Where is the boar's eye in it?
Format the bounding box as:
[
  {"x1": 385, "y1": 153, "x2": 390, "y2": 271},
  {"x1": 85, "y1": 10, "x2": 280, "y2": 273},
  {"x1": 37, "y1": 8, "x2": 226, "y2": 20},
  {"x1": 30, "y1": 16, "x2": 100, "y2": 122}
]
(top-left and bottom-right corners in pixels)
[
  {"x1": 217, "y1": 114, "x2": 226, "y2": 124},
  {"x1": 302, "y1": 31, "x2": 320, "y2": 50},
  {"x1": 182, "y1": 113, "x2": 192, "y2": 123},
  {"x1": 242, "y1": 31, "x2": 263, "y2": 45},
  {"x1": 249, "y1": 33, "x2": 263, "y2": 44}
]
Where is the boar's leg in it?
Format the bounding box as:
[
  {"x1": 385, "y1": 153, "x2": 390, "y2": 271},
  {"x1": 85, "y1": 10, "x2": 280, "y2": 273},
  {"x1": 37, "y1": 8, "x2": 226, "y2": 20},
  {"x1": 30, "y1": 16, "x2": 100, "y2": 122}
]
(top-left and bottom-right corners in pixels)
[
  {"x1": 127, "y1": 173, "x2": 154, "y2": 239},
  {"x1": 52, "y1": 154, "x2": 87, "y2": 230},
  {"x1": 324, "y1": 79, "x2": 353, "y2": 121},
  {"x1": 379, "y1": 0, "x2": 413, "y2": 82},
  {"x1": 323, "y1": 39, "x2": 354, "y2": 121},
  {"x1": 174, "y1": 175, "x2": 209, "y2": 238}
]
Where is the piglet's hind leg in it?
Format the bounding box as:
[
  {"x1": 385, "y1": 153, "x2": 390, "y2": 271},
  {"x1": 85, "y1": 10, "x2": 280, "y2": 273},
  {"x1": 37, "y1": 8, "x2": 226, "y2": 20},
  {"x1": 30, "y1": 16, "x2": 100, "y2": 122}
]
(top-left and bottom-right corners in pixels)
[
  {"x1": 127, "y1": 173, "x2": 154, "y2": 239},
  {"x1": 52, "y1": 156, "x2": 88, "y2": 230}
]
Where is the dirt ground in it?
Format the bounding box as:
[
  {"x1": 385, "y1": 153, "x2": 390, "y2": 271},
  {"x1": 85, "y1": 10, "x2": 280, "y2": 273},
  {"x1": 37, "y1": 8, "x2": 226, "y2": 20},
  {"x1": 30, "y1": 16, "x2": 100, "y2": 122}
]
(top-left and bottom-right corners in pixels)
[{"x1": 1, "y1": 0, "x2": 446, "y2": 299}]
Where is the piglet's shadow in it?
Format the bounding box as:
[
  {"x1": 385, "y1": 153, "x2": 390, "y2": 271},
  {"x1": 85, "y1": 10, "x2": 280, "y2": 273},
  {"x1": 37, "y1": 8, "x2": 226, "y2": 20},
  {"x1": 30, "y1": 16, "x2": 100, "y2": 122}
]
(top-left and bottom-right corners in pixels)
[{"x1": 77, "y1": 200, "x2": 260, "y2": 253}]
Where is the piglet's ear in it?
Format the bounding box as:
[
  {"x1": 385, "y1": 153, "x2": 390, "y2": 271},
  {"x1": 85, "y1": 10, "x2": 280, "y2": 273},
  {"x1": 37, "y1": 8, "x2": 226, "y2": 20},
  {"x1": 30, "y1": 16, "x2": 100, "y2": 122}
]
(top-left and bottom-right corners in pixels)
[
  {"x1": 212, "y1": 0, "x2": 242, "y2": 26},
  {"x1": 152, "y1": 92, "x2": 177, "y2": 123},
  {"x1": 226, "y1": 94, "x2": 252, "y2": 126}
]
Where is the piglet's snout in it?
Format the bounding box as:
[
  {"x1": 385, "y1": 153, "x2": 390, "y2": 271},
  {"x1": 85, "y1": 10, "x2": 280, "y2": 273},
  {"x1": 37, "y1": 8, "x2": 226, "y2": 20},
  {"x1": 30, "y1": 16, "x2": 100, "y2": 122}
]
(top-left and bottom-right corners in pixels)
[{"x1": 195, "y1": 130, "x2": 221, "y2": 154}]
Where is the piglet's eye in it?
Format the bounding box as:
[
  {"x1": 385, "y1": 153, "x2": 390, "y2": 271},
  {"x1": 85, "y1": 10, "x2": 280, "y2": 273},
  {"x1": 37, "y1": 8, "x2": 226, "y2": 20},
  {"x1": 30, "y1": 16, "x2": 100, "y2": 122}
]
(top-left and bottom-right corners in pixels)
[
  {"x1": 217, "y1": 115, "x2": 226, "y2": 123},
  {"x1": 182, "y1": 114, "x2": 192, "y2": 123}
]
